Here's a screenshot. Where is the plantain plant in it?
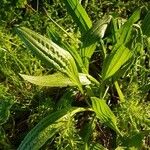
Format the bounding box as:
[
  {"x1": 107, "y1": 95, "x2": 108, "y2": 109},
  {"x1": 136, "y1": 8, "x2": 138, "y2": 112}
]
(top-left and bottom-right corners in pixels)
[{"x1": 15, "y1": 0, "x2": 150, "y2": 149}]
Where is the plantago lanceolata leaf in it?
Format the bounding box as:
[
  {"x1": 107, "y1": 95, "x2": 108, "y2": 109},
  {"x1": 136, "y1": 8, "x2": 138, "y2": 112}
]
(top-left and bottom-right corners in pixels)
[
  {"x1": 18, "y1": 107, "x2": 89, "y2": 150},
  {"x1": 116, "y1": 8, "x2": 141, "y2": 46},
  {"x1": 20, "y1": 73, "x2": 92, "y2": 87},
  {"x1": 63, "y1": 0, "x2": 92, "y2": 34},
  {"x1": 81, "y1": 15, "x2": 112, "y2": 69},
  {"x1": 142, "y1": 11, "x2": 150, "y2": 37},
  {"x1": 91, "y1": 97, "x2": 121, "y2": 135},
  {"x1": 102, "y1": 45, "x2": 132, "y2": 80},
  {"x1": 15, "y1": 27, "x2": 83, "y2": 91}
]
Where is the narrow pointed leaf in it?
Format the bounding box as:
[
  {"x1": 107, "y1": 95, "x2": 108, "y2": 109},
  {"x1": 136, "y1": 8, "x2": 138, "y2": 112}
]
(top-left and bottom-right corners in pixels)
[
  {"x1": 81, "y1": 15, "x2": 112, "y2": 68},
  {"x1": 20, "y1": 73, "x2": 91, "y2": 87},
  {"x1": 102, "y1": 45, "x2": 132, "y2": 80},
  {"x1": 91, "y1": 97, "x2": 121, "y2": 134},
  {"x1": 63, "y1": 0, "x2": 92, "y2": 34},
  {"x1": 18, "y1": 107, "x2": 89, "y2": 150},
  {"x1": 15, "y1": 27, "x2": 82, "y2": 91},
  {"x1": 47, "y1": 27, "x2": 87, "y2": 73},
  {"x1": 116, "y1": 8, "x2": 141, "y2": 45},
  {"x1": 141, "y1": 11, "x2": 150, "y2": 37},
  {"x1": 82, "y1": 15, "x2": 112, "y2": 48}
]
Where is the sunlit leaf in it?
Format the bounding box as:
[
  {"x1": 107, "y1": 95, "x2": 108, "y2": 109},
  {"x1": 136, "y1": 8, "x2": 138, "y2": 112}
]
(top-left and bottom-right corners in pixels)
[
  {"x1": 116, "y1": 8, "x2": 141, "y2": 45},
  {"x1": 63, "y1": 0, "x2": 92, "y2": 34},
  {"x1": 91, "y1": 97, "x2": 121, "y2": 134},
  {"x1": 47, "y1": 27, "x2": 87, "y2": 73},
  {"x1": 15, "y1": 27, "x2": 82, "y2": 91},
  {"x1": 18, "y1": 107, "x2": 89, "y2": 150},
  {"x1": 102, "y1": 45, "x2": 132, "y2": 80},
  {"x1": 20, "y1": 73, "x2": 91, "y2": 87},
  {"x1": 81, "y1": 15, "x2": 112, "y2": 68}
]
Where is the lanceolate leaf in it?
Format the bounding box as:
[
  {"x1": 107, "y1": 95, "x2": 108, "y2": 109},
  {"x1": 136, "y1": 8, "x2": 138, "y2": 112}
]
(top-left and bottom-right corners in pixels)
[
  {"x1": 82, "y1": 15, "x2": 112, "y2": 48},
  {"x1": 141, "y1": 11, "x2": 150, "y2": 37},
  {"x1": 15, "y1": 27, "x2": 82, "y2": 91},
  {"x1": 18, "y1": 107, "x2": 89, "y2": 150},
  {"x1": 63, "y1": 0, "x2": 92, "y2": 34},
  {"x1": 115, "y1": 8, "x2": 141, "y2": 46},
  {"x1": 81, "y1": 15, "x2": 112, "y2": 69},
  {"x1": 102, "y1": 45, "x2": 132, "y2": 80},
  {"x1": 47, "y1": 27, "x2": 87, "y2": 73},
  {"x1": 91, "y1": 97, "x2": 121, "y2": 134},
  {"x1": 20, "y1": 73, "x2": 91, "y2": 87}
]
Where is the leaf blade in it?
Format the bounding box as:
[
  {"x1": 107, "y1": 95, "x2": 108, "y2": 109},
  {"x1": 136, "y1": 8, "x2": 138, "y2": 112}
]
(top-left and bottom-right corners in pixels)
[
  {"x1": 102, "y1": 45, "x2": 132, "y2": 80},
  {"x1": 15, "y1": 27, "x2": 83, "y2": 92},
  {"x1": 17, "y1": 107, "x2": 89, "y2": 150},
  {"x1": 20, "y1": 73, "x2": 92, "y2": 87},
  {"x1": 63, "y1": 0, "x2": 92, "y2": 34},
  {"x1": 91, "y1": 97, "x2": 121, "y2": 134}
]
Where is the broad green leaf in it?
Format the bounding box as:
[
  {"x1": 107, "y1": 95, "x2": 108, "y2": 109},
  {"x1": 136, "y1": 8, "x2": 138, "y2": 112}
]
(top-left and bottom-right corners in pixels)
[
  {"x1": 63, "y1": 0, "x2": 92, "y2": 34},
  {"x1": 81, "y1": 15, "x2": 112, "y2": 69},
  {"x1": 141, "y1": 11, "x2": 150, "y2": 37},
  {"x1": 20, "y1": 73, "x2": 91, "y2": 87},
  {"x1": 18, "y1": 107, "x2": 89, "y2": 150},
  {"x1": 91, "y1": 97, "x2": 121, "y2": 134},
  {"x1": 15, "y1": 27, "x2": 82, "y2": 91},
  {"x1": 102, "y1": 44, "x2": 132, "y2": 80}
]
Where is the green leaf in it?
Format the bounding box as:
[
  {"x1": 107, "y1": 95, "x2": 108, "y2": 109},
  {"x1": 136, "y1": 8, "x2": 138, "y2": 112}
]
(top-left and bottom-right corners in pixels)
[
  {"x1": 15, "y1": 27, "x2": 82, "y2": 91},
  {"x1": 114, "y1": 81, "x2": 125, "y2": 103},
  {"x1": 91, "y1": 97, "x2": 121, "y2": 134},
  {"x1": 20, "y1": 73, "x2": 91, "y2": 87},
  {"x1": 116, "y1": 8, "x2": 141, "y2": 45},
  {"x1": 102, "y1": 44, "x2": 132, "y2": 80},
  {"x1": 63, "y1": 0, "x2": 92, "y2": 34},
  {"x1": 18, "y1": 107, "x2": 89, "y2": 150},
  {"x1": 121, "y1": 132, "x2": 144, "y2": 149},
  {"x1": 141, "y1": 11, "x2": 150, "y2": 37},
  {"x1": 47, "y1": 27, "x2": 87, "y2": 73},
  {"x1": 81, "y1": 15, "x2": 112, "y2": 69},
  {"x1": 82, "y1": 15, "x2": 112, "y2": 47}
]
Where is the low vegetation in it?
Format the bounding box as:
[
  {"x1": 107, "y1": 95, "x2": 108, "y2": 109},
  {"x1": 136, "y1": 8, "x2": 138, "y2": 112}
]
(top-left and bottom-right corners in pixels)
[{"x1": 0, "y1": 0, "x2": 149, "y2": 149}]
